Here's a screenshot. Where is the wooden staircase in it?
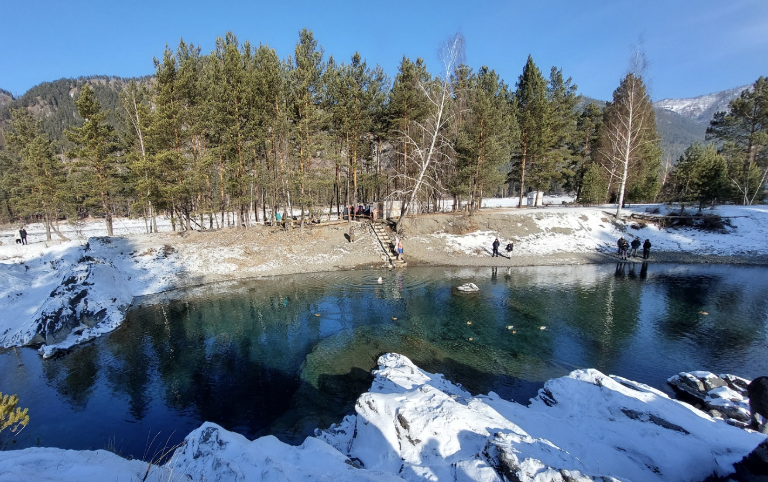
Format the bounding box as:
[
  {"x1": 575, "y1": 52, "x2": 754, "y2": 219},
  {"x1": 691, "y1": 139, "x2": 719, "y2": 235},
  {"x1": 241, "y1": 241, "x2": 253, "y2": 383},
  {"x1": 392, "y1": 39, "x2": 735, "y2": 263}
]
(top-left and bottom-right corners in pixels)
[{"x1": 369, "y1": 221, "x2": 406, "y2": 268}]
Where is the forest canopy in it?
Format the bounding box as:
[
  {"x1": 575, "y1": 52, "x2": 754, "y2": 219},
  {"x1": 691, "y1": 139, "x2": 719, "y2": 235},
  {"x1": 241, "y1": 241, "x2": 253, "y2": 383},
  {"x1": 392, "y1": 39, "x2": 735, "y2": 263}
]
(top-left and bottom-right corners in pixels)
[{"x1": 0, "y1": 30, "x2": 765, "y2": 237}]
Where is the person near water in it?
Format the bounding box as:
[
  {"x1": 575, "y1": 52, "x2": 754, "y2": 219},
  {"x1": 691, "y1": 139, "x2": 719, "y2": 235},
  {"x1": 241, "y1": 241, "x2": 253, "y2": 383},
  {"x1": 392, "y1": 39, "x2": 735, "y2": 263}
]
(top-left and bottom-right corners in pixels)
[
  {"x1": 492, "y1": 238, "x2": 500, "y2": 257},
  {"x1": 397, "y1": 238, "x2": 404, "y2": 261},
  {"x1": 505, "y1": 242, "x2": 514, "y2": 254},
  {"x1": 617, "y1": 236, "x2": 629, "y2": 260},
  {"x1": 642, "y1": 239, "x2": 652, "y2": 259},
  {"x1": 630, "y1": 237, "x2": 641, "y2": 257},
  {"x1": 19, "y1": 227, "x2": 27, "y2": 245}
]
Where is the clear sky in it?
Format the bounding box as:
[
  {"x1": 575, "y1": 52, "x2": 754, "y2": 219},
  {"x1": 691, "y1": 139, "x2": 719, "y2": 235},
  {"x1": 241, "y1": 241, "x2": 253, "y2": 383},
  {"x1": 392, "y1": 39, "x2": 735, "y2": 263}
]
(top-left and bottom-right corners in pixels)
[{"x1": 2, "y1": 0, "x2": 766, "y2": 101}]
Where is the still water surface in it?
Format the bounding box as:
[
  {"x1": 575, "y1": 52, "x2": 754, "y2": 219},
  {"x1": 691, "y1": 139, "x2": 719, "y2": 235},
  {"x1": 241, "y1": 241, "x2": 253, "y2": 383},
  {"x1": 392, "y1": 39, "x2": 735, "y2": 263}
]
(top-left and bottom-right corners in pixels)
[{"x1": 1, "y1": 263, "x2": 767, "y2": 460}]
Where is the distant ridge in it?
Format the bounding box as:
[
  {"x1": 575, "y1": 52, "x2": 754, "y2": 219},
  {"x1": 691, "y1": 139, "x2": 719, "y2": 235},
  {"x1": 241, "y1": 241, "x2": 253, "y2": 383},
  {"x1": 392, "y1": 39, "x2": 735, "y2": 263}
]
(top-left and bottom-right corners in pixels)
[{"x1": 654, "y1": 85, "x2": 750, "y2": 123}]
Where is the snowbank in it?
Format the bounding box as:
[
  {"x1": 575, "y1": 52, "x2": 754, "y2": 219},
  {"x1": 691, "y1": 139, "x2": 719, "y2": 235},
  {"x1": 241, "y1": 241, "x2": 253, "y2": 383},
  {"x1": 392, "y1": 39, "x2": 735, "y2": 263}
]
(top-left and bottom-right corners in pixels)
[
  {"x1": 1, "y1": 353, "x2": 764, "y2": 481},
  {"x1": 433, "y1": 203, "x2": 768, "y2": 258}
]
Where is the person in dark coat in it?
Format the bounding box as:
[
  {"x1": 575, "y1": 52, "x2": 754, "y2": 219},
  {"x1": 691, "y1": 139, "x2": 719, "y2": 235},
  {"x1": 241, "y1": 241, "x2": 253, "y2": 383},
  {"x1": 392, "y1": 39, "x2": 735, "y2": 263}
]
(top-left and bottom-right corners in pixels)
[
  {"x1": 642, "y1": 239, "x2": 652, "y2": 259},
  {"x1": 617, "y1": 236, "x2": 629, "y2": 260},
  {"x1": 630, "y1": 237, "x2": 641, "y2": 257},
  {"x1": 505, "y1": 242, "x2": 514, "y2": 254},
  {"x1": 492, "y1": 238, "x2": 500, "y2": 257},
  {"x1": 19, "y1": 227, "x2": 27, "y2": 245}
]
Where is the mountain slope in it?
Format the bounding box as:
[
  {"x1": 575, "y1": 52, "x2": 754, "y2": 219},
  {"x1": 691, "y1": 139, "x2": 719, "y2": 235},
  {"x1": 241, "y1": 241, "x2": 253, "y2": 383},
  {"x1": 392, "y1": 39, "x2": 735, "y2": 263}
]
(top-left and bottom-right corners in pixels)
[
  {"x1": 654, "y1": 85, "x2": 750, "y2": 122},
  {"x1": 652, "y1": 85, "x2": 749, "y2": 161}
]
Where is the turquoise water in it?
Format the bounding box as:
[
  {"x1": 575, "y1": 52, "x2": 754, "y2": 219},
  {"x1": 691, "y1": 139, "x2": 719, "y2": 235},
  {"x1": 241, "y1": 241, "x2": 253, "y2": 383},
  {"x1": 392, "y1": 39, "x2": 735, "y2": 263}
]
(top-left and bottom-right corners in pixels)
[{"x1": 1, "y1": 263, "x2": 767, "y2": 460}]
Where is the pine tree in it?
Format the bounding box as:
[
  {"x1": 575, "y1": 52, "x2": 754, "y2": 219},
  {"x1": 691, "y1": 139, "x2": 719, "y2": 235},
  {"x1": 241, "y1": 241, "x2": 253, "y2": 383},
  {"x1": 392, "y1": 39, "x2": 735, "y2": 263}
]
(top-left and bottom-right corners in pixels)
[
  {"x1": 120, "y1": 80, "x2": 158, "y2": 233},
  {"x1": 325, "y1": 52, "x2": 387, "y2": 220},
  {"x1": 512, "y1": 56, "x2": 549, "y2": 207},
  {"x1": 251, "y1": 43, "x2": 290, "y2": 224},
  {"x1": 535, "y1": 67, "x2": 579, "y2": 195},
  {"x1": 65, "y1": 85, "x2": 121, "y2": 236},
  {"x1": 289, "y1": 29, "x2": 326, "y2": 227},
  {"x1": 706, "y1": 76, "x2": 768, "y2": 205},
  {"x1": 573, "y1": 103, "x2": 603, "y2": 199},
  {"x1": 4, "y1": 108, "x2": 69, "y2": 240},
  {"x1": 455, "y1": 66, "x2": 515, "y2": 213},
  {"x1": 387, "y1": 56, "x2": 431, "y2": 211},
  {"x1": 667, "y1": 143, "x2": 728, "y2": 210},
  {"x1": 578, "y1": 163, "x2": 607, "y2": 205}
]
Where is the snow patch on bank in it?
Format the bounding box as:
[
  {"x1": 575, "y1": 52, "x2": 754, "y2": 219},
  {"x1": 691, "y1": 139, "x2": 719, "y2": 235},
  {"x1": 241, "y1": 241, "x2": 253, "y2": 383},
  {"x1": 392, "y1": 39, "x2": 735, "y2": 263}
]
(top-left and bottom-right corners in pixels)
[{"x1": 434, "y1": 204, "x2": 768, "y2": 258}]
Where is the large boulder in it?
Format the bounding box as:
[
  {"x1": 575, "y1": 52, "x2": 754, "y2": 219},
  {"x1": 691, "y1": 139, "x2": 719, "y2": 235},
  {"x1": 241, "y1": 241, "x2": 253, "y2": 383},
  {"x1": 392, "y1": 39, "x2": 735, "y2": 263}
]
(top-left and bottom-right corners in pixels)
[
  {"x1": 668, "y1": 371, "x2": 752, "y2": 426},
  {"x1": 318, "y1": 354, "x2": 765, "y2": 482}
]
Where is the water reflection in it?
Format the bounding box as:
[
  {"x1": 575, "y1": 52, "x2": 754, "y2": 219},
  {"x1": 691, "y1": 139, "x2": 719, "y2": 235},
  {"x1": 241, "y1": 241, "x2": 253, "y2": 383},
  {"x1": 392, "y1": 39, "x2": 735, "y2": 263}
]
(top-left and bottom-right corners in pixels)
[{"x1": 2, "y1": 264, "x2": 768, "y2": 460}]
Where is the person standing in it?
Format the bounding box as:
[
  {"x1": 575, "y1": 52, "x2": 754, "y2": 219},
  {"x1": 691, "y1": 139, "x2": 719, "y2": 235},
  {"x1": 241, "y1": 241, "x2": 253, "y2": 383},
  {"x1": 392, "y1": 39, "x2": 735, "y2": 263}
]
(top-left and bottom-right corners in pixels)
[
  {"x1": 617, "y1": 236, "x2": 629, "y2": 260},
  {"x1": 397, "y1": 238, "x2": 404, "y2": 261},
  {"x1": 630, "y1": 237, "x2": 641, "y2": 258},
  {"x1": 492, "y1": 238, "x2": 500, "y2": 257},
  {"x1": 19, "y1": 227, "x2": 27, "y2": 245},
  {"x1": 642, "y1": 239, "x2": 652, "y2": 259}
]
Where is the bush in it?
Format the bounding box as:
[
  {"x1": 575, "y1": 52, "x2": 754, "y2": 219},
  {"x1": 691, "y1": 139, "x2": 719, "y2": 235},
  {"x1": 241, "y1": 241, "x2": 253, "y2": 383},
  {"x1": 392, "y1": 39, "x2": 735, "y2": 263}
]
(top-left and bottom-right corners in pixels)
[{"x1": 1, "y1": 392, "x2": 29, "y2": 436}]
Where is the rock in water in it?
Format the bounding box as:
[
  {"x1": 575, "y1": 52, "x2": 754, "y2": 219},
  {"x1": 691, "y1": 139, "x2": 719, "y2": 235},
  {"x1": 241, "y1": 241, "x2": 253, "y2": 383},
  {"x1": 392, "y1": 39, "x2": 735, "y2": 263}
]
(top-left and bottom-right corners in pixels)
[{"x1": 456, "y1": 282, "x2": 480, "y2": 292}]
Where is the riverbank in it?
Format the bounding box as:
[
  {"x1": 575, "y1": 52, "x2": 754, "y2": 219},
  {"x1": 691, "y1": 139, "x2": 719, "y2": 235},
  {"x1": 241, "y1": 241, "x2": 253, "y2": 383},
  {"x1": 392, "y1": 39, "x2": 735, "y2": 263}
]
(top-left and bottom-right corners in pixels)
[{"x1": 1, "y1": 204, "x2": 767, "y2": 355}]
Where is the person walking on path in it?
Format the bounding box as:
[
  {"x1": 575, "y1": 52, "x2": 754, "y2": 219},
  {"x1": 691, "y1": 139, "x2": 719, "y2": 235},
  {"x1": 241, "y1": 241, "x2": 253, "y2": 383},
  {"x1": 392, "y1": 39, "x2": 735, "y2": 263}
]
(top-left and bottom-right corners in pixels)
[
  {"x1": 630, "y1": 237, "x2": 641, "y2": 258},
  {"x1": 19, "y1": 227, "x2": 27, "y2": 245},
  {"x1": 642, "y1": 239, "x2": 652, "y2": 259},
  {"x1": 492, "y1": 238, "x2": 500, "y2": 257}
]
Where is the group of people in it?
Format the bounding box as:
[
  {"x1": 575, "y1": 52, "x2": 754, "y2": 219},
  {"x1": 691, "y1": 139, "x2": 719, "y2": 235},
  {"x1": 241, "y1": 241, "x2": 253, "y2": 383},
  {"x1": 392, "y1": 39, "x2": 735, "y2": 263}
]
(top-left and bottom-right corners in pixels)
[
  {"x1": 491, "y1": 238, "x2": 514, "y2": 257},
  {"x1": 617, "y1": 236, "x2": 651, "y2": 260},
  {"x1": 14, "y1": 226, "x2": 28, "y2": 245}
]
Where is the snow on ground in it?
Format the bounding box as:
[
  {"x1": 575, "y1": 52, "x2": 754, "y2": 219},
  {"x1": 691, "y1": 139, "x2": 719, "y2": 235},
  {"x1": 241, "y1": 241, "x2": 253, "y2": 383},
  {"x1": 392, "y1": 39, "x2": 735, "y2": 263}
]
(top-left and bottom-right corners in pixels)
[
  {"x1": 2, "y1": 199, "x2": 768, "y2": 357},
  {"x1": 436, "y1": 200, "x2": 768, "y2": 258},
  {"x1": 1, "y1": 353, "x2": 764, "y2": 482}
]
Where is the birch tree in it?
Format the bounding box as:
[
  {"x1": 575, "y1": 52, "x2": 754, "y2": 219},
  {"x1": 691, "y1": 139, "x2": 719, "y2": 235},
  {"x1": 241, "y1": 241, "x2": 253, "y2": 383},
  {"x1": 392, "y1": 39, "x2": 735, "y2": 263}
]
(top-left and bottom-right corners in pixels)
[
  {"x1": 599, "y1": 57, "x2": 660, "y2": 217},
  {"x1": 394, "y1": 33, "x2": 464, "y2": 231}
]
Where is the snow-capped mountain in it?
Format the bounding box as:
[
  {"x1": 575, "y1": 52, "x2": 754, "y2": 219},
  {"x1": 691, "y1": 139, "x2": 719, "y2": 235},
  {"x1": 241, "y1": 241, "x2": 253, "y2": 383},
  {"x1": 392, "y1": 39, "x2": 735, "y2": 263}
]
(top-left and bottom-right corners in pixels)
[{"x1": 654, "y1": 85, "x2": 750, "y2": 123}]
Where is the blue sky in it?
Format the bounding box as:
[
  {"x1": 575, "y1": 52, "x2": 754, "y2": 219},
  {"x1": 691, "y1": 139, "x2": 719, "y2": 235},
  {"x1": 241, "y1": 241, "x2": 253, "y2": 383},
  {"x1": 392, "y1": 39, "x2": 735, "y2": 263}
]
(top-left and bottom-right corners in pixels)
[{"x1": 2, "y1": 0, "x2": 766, "y2": 101}]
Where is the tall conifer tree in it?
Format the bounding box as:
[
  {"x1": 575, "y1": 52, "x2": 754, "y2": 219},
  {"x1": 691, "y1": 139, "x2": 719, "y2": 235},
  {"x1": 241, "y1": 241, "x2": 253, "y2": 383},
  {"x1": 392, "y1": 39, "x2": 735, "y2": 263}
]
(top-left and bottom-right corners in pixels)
[
  {"x1": 455, "y1": 67, "x2": 516, "y2": 212},
  {"x1": 512, "y1": 56, "x2": 548, "y2": 208},
  {"x1": 65, "y1": 85, "x2": 120, "y2": 236},
  {"x1": 706, "y1": 76, "x2": 768, "y2": 205},
  {"x1": 4, "y1": 108, "x2": 68, "y2": 240}
]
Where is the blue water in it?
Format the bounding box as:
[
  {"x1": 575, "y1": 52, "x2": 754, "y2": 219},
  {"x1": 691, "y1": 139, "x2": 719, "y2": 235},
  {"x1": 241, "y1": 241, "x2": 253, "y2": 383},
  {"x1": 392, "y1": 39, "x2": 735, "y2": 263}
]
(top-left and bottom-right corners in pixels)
[{"x1": 1, "y1": 263, "x2": 767, "y2": 460}]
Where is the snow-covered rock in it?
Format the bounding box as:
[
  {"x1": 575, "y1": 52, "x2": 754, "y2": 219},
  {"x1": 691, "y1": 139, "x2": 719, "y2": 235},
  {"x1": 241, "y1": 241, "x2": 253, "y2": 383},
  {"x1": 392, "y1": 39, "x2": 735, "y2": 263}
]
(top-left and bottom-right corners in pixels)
[
  {"x1": 0, "y1": 353, "x2": 765, "y2": 481},
  {"x1": 317, "y1": 354, "x2": 766, "y2": 482},
  {"x1": 165, "y1": 422, "x2": 404, "y2": 482},
  {"x1": 668, "y1": 371, "x2": 753, "y2": 426},
  {"x1": 456, "y1": 282, "x2": 480, "y2": 292},
  {"x1": 0, "y1": 237, "x2": 179, "y2": 357}
]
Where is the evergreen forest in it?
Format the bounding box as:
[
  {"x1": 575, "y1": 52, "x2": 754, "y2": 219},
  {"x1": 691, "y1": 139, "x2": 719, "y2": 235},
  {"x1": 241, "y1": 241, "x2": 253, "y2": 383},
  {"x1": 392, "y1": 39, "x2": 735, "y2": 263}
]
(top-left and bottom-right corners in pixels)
[{"x1": 0, "y1": 30, "x2": 766, "y2": 239}]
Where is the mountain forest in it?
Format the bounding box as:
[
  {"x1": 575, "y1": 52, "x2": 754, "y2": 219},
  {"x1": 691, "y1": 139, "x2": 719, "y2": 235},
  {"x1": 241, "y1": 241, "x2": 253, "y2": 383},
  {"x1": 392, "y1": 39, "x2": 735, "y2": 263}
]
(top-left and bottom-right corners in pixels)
[{"x1": 0, "y1": 30, "x2": 766, "y2": 239}]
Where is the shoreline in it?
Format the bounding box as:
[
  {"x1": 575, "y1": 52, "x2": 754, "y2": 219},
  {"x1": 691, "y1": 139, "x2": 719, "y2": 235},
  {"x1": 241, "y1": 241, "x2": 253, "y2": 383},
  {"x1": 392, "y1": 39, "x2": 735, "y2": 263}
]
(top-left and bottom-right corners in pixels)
[{"x1": 2, "y1": 207, "x2": 768, "y2": 354}]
